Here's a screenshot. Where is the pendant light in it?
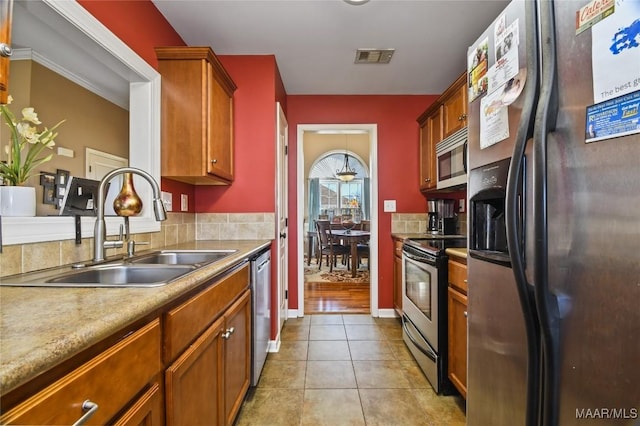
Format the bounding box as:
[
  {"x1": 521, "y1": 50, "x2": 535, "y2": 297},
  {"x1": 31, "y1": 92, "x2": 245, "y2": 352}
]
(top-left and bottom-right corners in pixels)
[{"x1": 336, "y1": 135, "x2": 357, "y2": 182}]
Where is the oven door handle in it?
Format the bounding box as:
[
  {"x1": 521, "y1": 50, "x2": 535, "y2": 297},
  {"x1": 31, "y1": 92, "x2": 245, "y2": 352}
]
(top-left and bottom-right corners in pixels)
[
  {"x1": 402, "y1": 317, "x2": 437, "y2": 362},
  {"x1": 403, "y1": 251, "x2": 436, "y2": 265}
]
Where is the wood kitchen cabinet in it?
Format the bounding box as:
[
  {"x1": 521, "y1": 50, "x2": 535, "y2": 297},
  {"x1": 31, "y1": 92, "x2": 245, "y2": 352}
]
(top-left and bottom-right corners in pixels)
[
  {"x1": 164, "y1": 264, "x2": 251, "y2": 426},
  {"x1": 418, "y1": 106, "x2": 441, "y2": 191},
  {"x1": 417, "y1": 71, "x2": 467, "y2": 193},
  {"x1": 156, "y1": 46, "x2": 237, "y2": 185},
  {"x1": 447, "y1": 252, "x2": 468, "y2": 399},
  {"x1": 442, "y1": 73, "x2": 468, "y2": 139},
  {"x1": 393, "y1": 238, "x2": 404, "y2": 315},
  {"x1": 0, "y1": 320, "x2": 162, "y2": 425}
]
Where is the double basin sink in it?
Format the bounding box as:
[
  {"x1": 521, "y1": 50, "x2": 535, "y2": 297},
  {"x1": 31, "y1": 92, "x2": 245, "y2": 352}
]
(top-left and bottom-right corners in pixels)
[{"x1": 0, "y1": 250, "x2": 237, "y2": 288}]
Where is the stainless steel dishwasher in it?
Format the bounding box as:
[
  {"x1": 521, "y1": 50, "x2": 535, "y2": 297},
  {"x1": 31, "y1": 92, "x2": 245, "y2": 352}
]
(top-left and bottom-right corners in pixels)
[{"x1": 251, "y1": 249, "x2": 271, "y2": 386}]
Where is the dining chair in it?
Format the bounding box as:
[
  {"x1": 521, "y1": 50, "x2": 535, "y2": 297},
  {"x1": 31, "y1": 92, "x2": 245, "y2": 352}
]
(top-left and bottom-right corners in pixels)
[
  {"x1": 357, "y1": 220, "x2": 371, "y2": 270},
  {"x1": 315, "y1": 219, "x2": 350, "y2": 272}
]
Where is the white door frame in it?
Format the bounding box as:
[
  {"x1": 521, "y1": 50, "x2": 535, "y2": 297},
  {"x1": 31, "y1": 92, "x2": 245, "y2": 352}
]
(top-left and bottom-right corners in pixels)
[
  {"x1": 296, "y1": 123, "x2": 379, "y2": 317},
  {"x1": 275, "y1": 103, "x2": 289, "y2": 346}
]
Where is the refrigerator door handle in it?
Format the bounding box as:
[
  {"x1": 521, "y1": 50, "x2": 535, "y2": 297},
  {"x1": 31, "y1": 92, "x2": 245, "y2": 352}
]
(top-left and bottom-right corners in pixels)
[
  {"x1": 505, "y1": 1, "x2": 543, "y2": 425},
  {"x1": 533, "y1": 0, "x2": 561, "y2": 425}
]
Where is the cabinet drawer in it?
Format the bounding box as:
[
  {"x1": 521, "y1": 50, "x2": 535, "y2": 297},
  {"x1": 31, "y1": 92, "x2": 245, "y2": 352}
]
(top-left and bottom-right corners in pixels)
[
  {"x1": 164, "y1": 264, "x2": 250, "y2": 362},
  {"x1": 1, "y1": 319, "x2": 161, "y2": 425},
  {"x1": 448, "y1": 259, "x2": 468, "y2": 294}
]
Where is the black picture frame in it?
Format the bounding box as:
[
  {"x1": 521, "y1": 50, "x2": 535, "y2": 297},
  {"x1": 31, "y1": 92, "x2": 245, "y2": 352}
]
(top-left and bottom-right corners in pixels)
[
  {"x1": 40, "y1": 172, "x2": 56, "y2": 186},
  {"x1": 43, "y1": 186, "x2": 57, "y2": 205},
  {"x1": 55, "y1": 169, "x2": 71, "y2": 209},
  {"x1": 56, "y1": 169, "x2": 70, "y2": 186}
]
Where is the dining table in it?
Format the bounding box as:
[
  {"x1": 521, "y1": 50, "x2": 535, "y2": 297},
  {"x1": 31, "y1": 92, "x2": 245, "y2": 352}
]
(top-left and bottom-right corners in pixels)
[{"x1": 330, "y1": 229, "x2": 371, "y2": 278}]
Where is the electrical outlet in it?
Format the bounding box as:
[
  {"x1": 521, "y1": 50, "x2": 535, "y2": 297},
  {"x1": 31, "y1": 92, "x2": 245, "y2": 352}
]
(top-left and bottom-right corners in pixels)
[
  {"x1": 383, "y1": 200, "x2": 396, "y2": 212},
  {"x1": 181, "y1": 194, "x2": 189, "y2": 212},
  {"x1": 161, "y1": 191, "x2": 172, "y2": 212},
  {"x1": 459, "y1": 199, "x2": 465, "y2": 213}
]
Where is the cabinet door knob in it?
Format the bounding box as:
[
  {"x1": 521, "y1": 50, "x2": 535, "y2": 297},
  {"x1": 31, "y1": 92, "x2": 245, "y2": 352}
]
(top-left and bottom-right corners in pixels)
[
  {"x1": 459, "y1": 114, "x2": 467, "y2": 121},
  {"x1": 0, "y1": 43, "x2": 12, "y2": 58},
  {"x1": 464, "y1": 311, "x2": 468, "y2": 318},
  {"x1": 211, "y1": 159, "x2": 218, "y2": 164},
  {"x1": 222, "y1": 327, "x2": 235, "y2": 339},
  {"x1": 425, "y1": 178, "x2": 431, "y2": 182}
]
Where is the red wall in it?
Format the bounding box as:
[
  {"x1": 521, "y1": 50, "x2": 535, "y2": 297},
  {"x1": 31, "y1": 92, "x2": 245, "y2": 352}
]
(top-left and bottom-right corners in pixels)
[
  {"x1": 79, "y1": 0, "x2": 440, "y2": 313},
  {"x1": 195, "y1": 56, "x2": 280, "y2": 213},
  {"x1": 78, "y1": 1, "x2": 185, "y2": 69},
  {"x1": 286, "y1": 95, "x2": 437, "y2": 310},
  {"x1": 79, "y1": 0, "x2": 191, "y2": 211}
]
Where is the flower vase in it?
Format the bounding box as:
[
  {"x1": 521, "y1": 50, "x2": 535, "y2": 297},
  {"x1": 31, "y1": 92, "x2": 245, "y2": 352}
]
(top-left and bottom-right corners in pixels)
[
  {"x1": 0, "y1": 186, "x2": 36, "y2": 217},
  {"x1": 113, "y1": 173, "x2": 143, "y2": 216}
]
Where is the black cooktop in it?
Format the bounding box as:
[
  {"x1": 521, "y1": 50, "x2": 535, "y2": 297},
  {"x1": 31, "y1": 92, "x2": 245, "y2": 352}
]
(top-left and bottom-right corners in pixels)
[{"x1": 404, "y1": 235, "x2": 467, "y2": 256}]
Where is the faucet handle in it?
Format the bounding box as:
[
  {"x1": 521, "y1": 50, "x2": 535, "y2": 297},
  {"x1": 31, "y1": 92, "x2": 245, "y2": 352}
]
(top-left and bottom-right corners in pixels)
[{"x1": 127, "y1": 240, "x2": 149, "y2": 257}]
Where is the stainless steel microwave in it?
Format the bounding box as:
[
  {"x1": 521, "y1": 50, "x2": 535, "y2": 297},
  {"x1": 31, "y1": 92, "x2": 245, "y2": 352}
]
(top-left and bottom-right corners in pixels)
[{"x1": 435, "y1": 127, "x2": 468, "y2": 189}]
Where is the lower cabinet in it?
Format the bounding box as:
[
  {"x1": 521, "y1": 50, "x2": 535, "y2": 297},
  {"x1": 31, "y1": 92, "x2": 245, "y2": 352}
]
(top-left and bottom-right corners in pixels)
[
  {"x1": 165, "y1": 315, "x2": 225, "y2": 426},
  {"x1": 113, "y1": 382, "x2": 164, "y2": 426},
  {"x1": 1, "y1": 320, "x2": 162, "y2": 425},
  {"x1": 223, "y1": 290, "x2": 251, "y2": 425},
  {"x1": 392, "y1": 238, "x2": 403, "y2": 315},
  {"x1": 447, "y1": 254, "x2": 468, "y2": 399},
  {"x1": 165, "y1": 290, "x2": 250, "y2": 426},
  {"x1": 2, "y1": 263, "x2": 252, "y2": 426},
  {"x1": 164, "y1": 264, "x2": 251, "y2": 426}
]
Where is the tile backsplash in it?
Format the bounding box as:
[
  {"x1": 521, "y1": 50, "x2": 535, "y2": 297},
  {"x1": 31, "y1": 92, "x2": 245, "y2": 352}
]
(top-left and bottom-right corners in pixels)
[
  {"x1": 391, "y1": 212, "x2": 467, "y2": 235},
  {"x1": 0, "y1": 212, "x2": 275, "y2": 277}
]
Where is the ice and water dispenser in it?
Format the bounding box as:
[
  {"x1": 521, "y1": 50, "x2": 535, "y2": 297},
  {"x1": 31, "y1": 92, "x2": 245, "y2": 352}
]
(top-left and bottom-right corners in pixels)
[{"x1": 469, "y1": 157, "x2": 521, "y2": 266}]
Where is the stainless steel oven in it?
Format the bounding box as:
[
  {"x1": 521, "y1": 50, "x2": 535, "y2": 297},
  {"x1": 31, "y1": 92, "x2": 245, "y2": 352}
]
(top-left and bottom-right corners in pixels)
[{"x1": 401, "y1": 236, "x2": 465, "y2": 395}]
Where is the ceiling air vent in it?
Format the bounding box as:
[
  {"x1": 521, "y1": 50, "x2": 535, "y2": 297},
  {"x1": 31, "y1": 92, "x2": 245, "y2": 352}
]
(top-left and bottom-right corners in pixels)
[{"x1": 355, "y1": 48, "x2": 395, "y2": 64}]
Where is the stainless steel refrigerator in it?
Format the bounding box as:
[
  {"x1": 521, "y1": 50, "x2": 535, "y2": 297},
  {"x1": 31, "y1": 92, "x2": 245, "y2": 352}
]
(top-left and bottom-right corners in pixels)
[{"x1": 466, "y1": 0, "x2": 640, "y2": 425}]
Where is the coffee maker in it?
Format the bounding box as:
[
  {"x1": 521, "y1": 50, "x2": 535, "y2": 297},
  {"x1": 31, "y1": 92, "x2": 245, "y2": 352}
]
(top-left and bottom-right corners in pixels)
[{"x1": 427, "y1": 199, "x2": 457, "y2": 235}]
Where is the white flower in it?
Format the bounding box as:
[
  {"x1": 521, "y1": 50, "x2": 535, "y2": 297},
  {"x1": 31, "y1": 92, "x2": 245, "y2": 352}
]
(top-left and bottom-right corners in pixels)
[{"x1": 21, "y1": 107, "x2": 42, "y2": 125}]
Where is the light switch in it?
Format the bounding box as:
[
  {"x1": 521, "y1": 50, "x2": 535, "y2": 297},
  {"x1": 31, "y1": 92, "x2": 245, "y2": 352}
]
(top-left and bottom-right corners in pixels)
[
  {"x1": 459, "y1": 199, "x2": 465, "y2": 213},
  {"x1": 383, "y1": 200, "x2": 396, "y2": 212},
  {"x1": 161, "y1": 191, "x2": 172, "y2": 212},
  {"x1": 181, "y1": 194, "x2": 189, "y2": 212}
]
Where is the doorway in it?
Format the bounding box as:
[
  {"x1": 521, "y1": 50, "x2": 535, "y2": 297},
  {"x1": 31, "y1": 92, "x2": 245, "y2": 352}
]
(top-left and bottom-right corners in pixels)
[{"x1": 296, "y1": 124, "x2": 379, "y2": 317}]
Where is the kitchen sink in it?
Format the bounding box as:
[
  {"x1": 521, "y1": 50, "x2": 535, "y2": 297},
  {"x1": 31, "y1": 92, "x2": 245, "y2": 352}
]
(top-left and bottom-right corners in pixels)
[
  {"x1": 128, "y1": 250, "x2": 236, "y2": 266},
  {"x1": 0, "y1": 250, "x2": 238, "y2": 288},
  {"x1": 32, "y1": 265, "x2": 197, "y2": 288}
]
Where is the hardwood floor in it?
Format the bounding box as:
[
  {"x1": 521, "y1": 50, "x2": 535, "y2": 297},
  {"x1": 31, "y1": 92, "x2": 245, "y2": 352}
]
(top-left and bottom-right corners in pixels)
[{"x1": 304, "y1": 281, "x2": 370, "y2": 314}]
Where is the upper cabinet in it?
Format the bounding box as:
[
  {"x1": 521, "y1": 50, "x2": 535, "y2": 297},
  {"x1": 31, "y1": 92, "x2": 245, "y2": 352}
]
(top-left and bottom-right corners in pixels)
[
  {"x1": 0, "y1": 0, "x2": 12, "y2": 105},
  {"x1": 156, "y1": 47, "x2": 237, "y2": 185},
  {"x1": 442, "y1": 73, "x2": 468, "y2": 139},
  {"x1": 417, "y1": 104, "x2": 441, "y2": 191},
  {"x1": 417, "y1": 71, "x2": 467, "y2": 193}
]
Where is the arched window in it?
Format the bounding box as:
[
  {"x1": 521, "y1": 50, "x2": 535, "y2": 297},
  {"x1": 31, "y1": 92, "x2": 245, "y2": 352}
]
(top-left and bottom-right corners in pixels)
[{"x1": 308, "y1": 152, "x2": 370, "y2": 231}]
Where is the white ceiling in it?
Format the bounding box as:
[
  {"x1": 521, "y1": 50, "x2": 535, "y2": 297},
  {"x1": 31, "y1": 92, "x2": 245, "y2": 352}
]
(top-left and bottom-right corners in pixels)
[{"x1": 151, "y1": 0, "x2": 510, "y2": 95}]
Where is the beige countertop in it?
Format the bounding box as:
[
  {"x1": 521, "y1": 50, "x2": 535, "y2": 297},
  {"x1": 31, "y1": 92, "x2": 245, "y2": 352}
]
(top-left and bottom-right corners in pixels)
[
  {"x1": 446, "y1": 247, "x2": 468, "y2": 259},
  {"x1": 0, "y1": 239, "x2": 271, "y2": 396}
]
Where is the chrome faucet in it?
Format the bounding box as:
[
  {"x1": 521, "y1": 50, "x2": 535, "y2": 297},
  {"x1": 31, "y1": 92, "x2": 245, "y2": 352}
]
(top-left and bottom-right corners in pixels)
[{"x1": 93, "y1": 167, "x2": 167, "y2": 262}]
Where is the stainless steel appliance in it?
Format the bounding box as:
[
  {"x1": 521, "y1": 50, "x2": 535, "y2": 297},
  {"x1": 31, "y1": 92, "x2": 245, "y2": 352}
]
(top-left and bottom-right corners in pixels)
[
  {"x1": 466, "y1": 1, "x2": 640, "y2": 425},
  {"x1": 401, "y1": 236, "x2": 466, "y2": 394},
  {"x1": 250, "y1": 249, "x2": 270, "y2": 387},
  {"x1": 427, "y1": 199, "x2": 457, "y2": 235},
  {"x1": 436, "y1": 127, "x2": 468, "y2": 190}
]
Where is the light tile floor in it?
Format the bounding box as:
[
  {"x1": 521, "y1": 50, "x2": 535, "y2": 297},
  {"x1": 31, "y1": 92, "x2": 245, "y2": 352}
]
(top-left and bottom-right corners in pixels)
[{"x1": 236, "y1": 314, "x2": 466, "y2": 426}]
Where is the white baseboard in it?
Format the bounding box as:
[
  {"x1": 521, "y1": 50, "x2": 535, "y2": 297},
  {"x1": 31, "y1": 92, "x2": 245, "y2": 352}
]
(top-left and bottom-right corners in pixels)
[{"x1": 377, "y1": 309, "x2": 400, "y2": 318}]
